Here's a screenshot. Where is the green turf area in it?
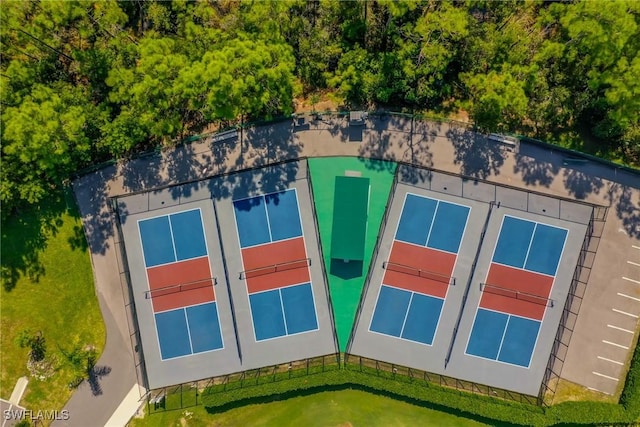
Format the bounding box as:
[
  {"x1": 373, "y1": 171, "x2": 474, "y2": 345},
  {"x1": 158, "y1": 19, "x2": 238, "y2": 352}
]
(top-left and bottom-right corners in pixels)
[
  {"x1": 130, "y1": 388, "x2": 489, "y2": 427},
  {"x1": 0, "y1": 191, "x2": 106, "y2": 413},
  {"x1": 331, "y1": 176, "x2": 370, "y2": 261},
  {"x1": 309, "y1": 157, "x2": 396, "y2": 351}
]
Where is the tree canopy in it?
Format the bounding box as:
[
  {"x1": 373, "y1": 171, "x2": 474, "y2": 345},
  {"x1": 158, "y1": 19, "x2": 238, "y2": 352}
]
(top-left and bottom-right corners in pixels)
[{"x1": 2, "y1": 0, "x2": 638, "y2": 214}]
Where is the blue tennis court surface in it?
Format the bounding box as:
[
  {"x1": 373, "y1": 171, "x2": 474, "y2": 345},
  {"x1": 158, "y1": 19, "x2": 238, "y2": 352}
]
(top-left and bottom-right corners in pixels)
[
  {"x1": 249, "y1": 283, "x2": 318, "y2": 341},
  {"x1": 234, "y1": 189, "x2": 303, "y2": 248},
  {"x1": 155, "y1": 302, "x2": 223, "y2": 360},
  {"x1": 370, "y1": 285, "x2": 444, "y2": 345},
  {"x1": 139, "y1": 209, "x2": 207, "y2": 267},
  {"x1": 395, "y1": 194, "x2": 470, "y2": 253},
  {"x1": 466, "y1": 308, "x2": 541, "y2": 367},
  {"x1": 493, "y1": 216, "x2": 567, "y2": 276}
]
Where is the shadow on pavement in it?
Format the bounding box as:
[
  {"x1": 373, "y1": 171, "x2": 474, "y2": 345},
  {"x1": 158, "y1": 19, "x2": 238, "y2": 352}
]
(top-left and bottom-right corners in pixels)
[
  {"x1": 447, "y1": 127, "x2": 506, "y2": 179},
  {"x1": 88, "y1": 365, "x2": 112, "y2": 396}
]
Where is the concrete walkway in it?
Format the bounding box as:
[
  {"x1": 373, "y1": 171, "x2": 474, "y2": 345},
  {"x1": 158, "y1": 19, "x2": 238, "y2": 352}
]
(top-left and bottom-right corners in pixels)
[{"x1": 63, "y1": 114, "x2": 640, "y2": 425}]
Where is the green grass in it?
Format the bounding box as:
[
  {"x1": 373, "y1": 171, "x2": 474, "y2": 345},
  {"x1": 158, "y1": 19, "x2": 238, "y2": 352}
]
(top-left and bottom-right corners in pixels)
[
  {"x1": 308, "y1": 157, "x2": 396, "y2": 351},
  {"x1": 0, "y1": 191, "x2": 106, "y2": 414},
  {"x1": 130, "y1": 388, "x2": 489, "y2": 427}
]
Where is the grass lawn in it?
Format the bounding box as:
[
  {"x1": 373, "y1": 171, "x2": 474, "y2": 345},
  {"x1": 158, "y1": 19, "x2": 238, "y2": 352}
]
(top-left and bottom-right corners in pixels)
[
  {"x1": 130, "y1": 388, "x2": 489, "y2": 427},
  {"x1": 0, "y1": 191, "x2": 106, "y2": 414},
  {"x1": 308, "y1": 157, "x2": 396, "y2": 351}
]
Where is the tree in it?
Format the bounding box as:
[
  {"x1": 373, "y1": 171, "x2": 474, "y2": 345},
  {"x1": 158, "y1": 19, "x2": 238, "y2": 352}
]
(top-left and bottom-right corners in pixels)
[
  {"x1": 15, "y1": 329, "x2": 46, "y2": 362},
  {"x1": 462, "y1": 68, "x2": 528, "y2": 132},
  {"x1": 1, "y1": 83, "x2": 104, "y2": 210}
]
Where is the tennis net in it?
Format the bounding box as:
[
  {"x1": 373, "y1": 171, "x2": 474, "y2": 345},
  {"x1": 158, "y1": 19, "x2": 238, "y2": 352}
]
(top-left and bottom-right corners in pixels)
[
  {"x1": 239, "y1": 258, "x2": 311, "y2": 280},
  {"x1": 480, "y1": 282, "x2": 554, "y2": 307},
  {"x1": 383, "y1": 261, "x2": 455, "y2": 285},
  {"x1": 144, "y1": 277, "x2": 216, "y2": 299}
]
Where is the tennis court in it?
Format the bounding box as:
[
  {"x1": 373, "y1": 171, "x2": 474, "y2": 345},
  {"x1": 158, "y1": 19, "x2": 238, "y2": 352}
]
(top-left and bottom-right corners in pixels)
[
  {"x1": 137, "y1": 208, "x2": 223, "y2": 360},
  {"x1": 349, "y1": 166, "x2": 590, "y2": 397},
  {"x1": 369, "y1": 193, "x2": 470, "y2": 345},
  {"x1": 465, "y1": 216, "x2": 568, "y2": 368},
  {"x1": 233, "y1": 189, "x2": 319, "y2": 341}
]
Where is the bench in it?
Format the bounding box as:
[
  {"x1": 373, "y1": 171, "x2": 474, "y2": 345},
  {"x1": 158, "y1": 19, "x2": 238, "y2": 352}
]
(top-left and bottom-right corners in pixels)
[
  {"x1": 150, "y1": 392, "x2": 165, "y2": 409},
  {"x1": 349, "y1": 111, "x2": 368, "y2": 126},
  {"x1": 488, "y1": 133, "x2": 519, "y2": 152},
  {"x1": 210, "y1": 129, "x2": 238, "y2": 144},
  {"x1": 563, "y1": 157, "x2": 589, "y2": 166}
]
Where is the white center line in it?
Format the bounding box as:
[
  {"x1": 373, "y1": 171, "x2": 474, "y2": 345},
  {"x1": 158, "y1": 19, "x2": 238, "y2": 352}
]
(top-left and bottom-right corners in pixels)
[
  {"x1": 598, "y1": 356, "x2": 624, "y2": 366},
  {"x1": 623, "y1": 277, "x2": 640, "y2": 284},
  {"x1": 612, "y1": 308, "x2": 639, "y2": 318},
  {"x1": 399, "y1": 292, "x2": 415, "y2": 338},
  {"x1": 618, "y1": 292, "x2": 640, "y2": 302},
  {"x1": 603, "y1": 340, "x2": 629, "y2": 350},
  {"x1": 628, "y1": 261, "x2": 640, "y2": 267},
  {"x1": 522, "y1": 223, "x2": 538, "y2": 269},
  {"x1": 608, "y1": 324, "x2": 635, "y2": 334},
  {"x1": 588, "y1": 386, "x2": 612, "y2": 395},
  {"x1": 593, "y1": 371, "x2": 619, "y2": 381}
]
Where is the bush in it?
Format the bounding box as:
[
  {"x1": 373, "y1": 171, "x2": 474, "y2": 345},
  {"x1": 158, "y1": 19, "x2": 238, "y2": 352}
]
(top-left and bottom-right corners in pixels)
[
  {"x1": 620, "y1": 341, "x2": 640, "y2": 419},
  {"x1": 203, "y1": 369, "x2": 546, "y2": 426},
  {"x1": 200, "y1": 345, "x2": 640, "y2": 427},
  {"x1": 545, "y1": 401, "x2": 631, "y2": 425}
]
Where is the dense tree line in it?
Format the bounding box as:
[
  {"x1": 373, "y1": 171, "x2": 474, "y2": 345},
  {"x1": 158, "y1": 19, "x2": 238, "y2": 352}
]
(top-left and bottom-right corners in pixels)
[{"x1": 1, "y1": 0, "x2": 638, "y2": 213}]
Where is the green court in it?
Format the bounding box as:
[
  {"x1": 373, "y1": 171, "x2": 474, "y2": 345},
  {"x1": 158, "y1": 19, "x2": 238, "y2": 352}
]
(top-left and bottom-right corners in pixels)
[
  {"x1": 331, "y1": 175, "x2": 370, "y2": 262},
  {"x1": 309, "y1": 157, "x2": 396, "y2": 351}
]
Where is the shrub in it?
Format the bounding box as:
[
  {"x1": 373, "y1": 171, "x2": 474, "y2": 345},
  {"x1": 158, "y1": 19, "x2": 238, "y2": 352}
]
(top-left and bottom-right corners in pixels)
[{"x1": 620, "y1": 341, "x2": 640, "y2": 419}]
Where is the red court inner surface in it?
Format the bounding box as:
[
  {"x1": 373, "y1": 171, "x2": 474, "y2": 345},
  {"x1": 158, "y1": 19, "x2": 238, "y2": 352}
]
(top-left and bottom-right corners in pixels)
[
  {"x1": 241, "y1": 237, "x2": 310, "y2": 294},
  {"x1": 383, "y1": 241, "x2": 456, "y2": 298},
  {"x1": 479, "y1": 263, "x2": 554, "y2": 320},
  {"x1": 147, "y1": 257, "x2": 215, "y2": 312}
]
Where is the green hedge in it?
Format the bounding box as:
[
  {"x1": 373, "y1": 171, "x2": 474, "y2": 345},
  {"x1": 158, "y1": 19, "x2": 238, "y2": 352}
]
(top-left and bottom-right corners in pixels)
[
  {"x1": 203, "y1": 370, "x2": 546, "y2": 426},
  {"x1": 545, "y1": 401, "x2": 631, "y2": 425},
  {"x1": 620, "y1": 341, "x2": 640, "y2": 420},
  {"x1": 201, "y1": 357, "x2": 640, "y2": 427}
]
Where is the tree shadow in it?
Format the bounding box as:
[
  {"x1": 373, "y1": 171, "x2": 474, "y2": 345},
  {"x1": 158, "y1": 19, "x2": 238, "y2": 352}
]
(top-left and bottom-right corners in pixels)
[
  {"x1": 0, "y1": 191, "x2": 70, "y2": 291},
  {"x1": 208, "y1": 122, "x2": 303, "y2": 202},
  {"x1": 72, "y1": 165, "x2": 118, "y2": 256},
  {"x1": 607, "y1": 184, "x2": 640, "y2": 239},
  {"x1": 87, "y1": 364, "x2": 112, "y2": 396},
  {"x1": 67, "y1": 224, "x2": 89, "y2": 251},
  {"x1": 447, "y1": 127, "x2": 505, "y2": 179},
  {"x1": 513, "y1": 154, "x2": 561, "y2": 188},
  {"x1": 563, "y1": 167, "x2": 604, "y2": 200}
]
